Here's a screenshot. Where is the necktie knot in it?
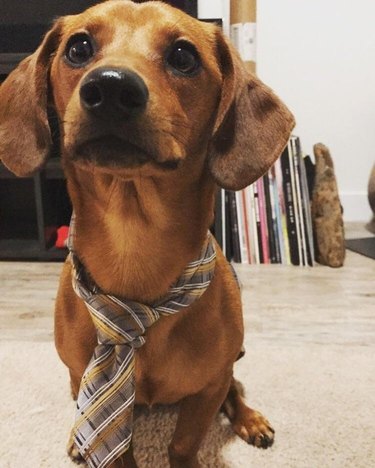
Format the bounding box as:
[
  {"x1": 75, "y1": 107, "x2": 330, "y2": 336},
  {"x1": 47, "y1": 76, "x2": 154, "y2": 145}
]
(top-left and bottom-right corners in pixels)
[
  {"x1": 88, "y1": 304, "x2": 148, "y2": 347},
  {"x1": 96, "y1": 329, "x2": 146, "y2": 348}
]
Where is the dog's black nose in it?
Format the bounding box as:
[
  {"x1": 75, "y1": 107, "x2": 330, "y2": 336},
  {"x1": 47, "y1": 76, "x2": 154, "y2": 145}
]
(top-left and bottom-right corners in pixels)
[{"x1": 80, "y1": 67, "x2": 149, "y2": 119}]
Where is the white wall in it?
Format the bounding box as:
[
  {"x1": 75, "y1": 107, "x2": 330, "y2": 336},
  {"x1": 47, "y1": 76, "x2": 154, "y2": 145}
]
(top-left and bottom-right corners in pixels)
[
  {"x1": 198, "y1": 0, "x2": 230, "y2": 36},
  {"x1": 256, "y1": 0, "x2": 375, "y2": 222}
]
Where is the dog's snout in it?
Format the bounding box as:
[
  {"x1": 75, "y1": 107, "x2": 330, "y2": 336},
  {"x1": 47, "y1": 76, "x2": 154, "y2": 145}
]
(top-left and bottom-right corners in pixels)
[{"x1": 80, "y1": 67, "x2": 149, "y2": 119}]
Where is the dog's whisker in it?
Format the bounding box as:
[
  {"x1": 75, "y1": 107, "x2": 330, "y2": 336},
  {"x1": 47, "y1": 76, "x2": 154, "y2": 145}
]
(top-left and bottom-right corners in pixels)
[
  {"x1": 157, "y1": 116, "x2": 192, "y2": 130},
  {"x1": 153, "y1": 127, "x2": 190, "y2": 148}
]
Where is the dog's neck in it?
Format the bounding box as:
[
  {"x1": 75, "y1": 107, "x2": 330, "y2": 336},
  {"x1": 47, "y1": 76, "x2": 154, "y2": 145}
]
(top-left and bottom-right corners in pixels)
[{"x1": 66, "y1": 164, "x2": 216, "y2": 304}]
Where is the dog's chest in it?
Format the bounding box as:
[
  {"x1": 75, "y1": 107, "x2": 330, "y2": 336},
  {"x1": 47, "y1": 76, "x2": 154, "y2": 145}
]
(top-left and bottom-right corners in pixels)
[
  {"x1": 133, "y1": 314, "x2": 216, "y2": 406},
  {"x1": 134, "y1": 353, "x2": 207, "y2": 406}
]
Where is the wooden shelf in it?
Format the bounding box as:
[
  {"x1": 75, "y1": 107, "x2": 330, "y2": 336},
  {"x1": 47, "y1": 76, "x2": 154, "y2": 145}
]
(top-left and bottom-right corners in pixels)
[
  {"x1": 0, "y1": 162, "x2": 18, "y2": 179},
  {"x1": 44, "y1": 158, "x2": 65, "y2": 179},
  {"x1": 0, "y1": 160, "x2": 69, "y2": 261},
  {"x1": 0, "y1": 53, "x2": 28, "y2": 74},
  {"x1": 0, "y1": 159, "x2": 64, "y2": 180},
  {"x1": 0, "y1": 239, "x2": 67, "y2": 261}
]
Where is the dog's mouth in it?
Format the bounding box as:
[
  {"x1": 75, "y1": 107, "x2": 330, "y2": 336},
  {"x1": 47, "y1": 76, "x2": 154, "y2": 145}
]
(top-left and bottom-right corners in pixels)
[
  {"x1": 74, "y1": 135, "x2": 149, "y2": 167},
  {"x1": 71, "y1": 135, "x2": 181, "y2": 171}
]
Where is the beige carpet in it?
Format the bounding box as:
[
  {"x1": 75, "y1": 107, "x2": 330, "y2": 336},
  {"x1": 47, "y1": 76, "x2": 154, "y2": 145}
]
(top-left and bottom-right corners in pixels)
[
  {"x1": 1, "y1": 242, "x2": 374, "y2": 467},
  {"x1": 1, "y1": 335, "x2": 374, "y2": 468}
]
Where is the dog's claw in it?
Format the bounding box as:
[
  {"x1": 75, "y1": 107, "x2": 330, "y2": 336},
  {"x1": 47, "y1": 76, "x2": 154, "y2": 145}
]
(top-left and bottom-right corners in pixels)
[
  {"x1": 259, "y1": 433, "x2": 273, "y2": 449},
  {"x1": 232, "y1": 408, "x2": 275, "y2": 449}
]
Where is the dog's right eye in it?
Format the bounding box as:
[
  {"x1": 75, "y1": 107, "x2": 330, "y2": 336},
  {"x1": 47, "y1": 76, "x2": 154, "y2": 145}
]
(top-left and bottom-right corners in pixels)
[{"x1": 65, "y1": 33, "x2": 95, "y2": 67}]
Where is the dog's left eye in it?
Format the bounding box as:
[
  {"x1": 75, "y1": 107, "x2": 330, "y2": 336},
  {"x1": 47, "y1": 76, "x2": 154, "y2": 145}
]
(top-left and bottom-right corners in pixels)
[
  {"x1": 166, "y1": 41, "x2": 201, "y2": 76},
  {"x1": 65, "y1": 33, "x2": 95, "y2": 66}
]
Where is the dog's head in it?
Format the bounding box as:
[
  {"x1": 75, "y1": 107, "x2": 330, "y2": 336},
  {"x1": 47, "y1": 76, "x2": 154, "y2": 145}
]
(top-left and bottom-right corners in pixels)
[{"x1": 0, "y1": 0, "x2": 294, "y2": 190}]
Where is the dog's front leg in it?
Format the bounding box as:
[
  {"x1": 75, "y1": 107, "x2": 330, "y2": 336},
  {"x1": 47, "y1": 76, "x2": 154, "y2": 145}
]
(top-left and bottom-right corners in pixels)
[
  {"x1": 168, "y1": 373, "x2": 232, "y2": 468},
  {"x1": 222, "y1": 377, "x2": 275, "y2": 449}
]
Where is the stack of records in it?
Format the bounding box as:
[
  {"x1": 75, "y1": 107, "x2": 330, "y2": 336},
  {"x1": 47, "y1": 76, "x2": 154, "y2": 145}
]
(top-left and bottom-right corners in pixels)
[{"x1": 214, "y1": 136, "x2": 314, "y2": 266}]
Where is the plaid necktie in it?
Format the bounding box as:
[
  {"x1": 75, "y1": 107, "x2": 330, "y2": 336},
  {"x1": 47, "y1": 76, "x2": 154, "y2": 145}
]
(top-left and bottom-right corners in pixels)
[{"x1": 67, "y1": 215, "x2": 216, "y2": 468}]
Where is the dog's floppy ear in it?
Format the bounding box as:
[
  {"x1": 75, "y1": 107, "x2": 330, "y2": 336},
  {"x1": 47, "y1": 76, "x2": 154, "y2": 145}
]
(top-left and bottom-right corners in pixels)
[
  {"x1": 208, "y1": 32, "x2": 295, "y2": 190},
  {"x1": 0, "y1": 20, "x2": 62, "y2": 177}
]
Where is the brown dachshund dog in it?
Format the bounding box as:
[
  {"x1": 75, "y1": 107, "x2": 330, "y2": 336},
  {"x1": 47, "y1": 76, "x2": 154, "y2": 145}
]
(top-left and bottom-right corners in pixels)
[{"x1": 0, "y1": 1, "x2": 294, "y2": 466}]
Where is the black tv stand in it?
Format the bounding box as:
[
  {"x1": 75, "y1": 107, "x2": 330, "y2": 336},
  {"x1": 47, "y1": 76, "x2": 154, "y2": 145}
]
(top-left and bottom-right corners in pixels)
[{"x1": 0, "y1": 159, "x2": 70, "y2": 261}]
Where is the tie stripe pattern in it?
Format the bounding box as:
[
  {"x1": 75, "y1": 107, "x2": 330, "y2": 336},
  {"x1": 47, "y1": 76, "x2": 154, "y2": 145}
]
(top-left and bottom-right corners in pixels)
[{"x1": 67, "y1": 215, "x2": 216, "y2": 468}]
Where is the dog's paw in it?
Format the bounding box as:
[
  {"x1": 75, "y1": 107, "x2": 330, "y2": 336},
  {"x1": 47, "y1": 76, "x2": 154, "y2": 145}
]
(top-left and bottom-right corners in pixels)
[
  {"x1": 67, "y1": 439, "x2": 86, "y2": 465},
  {"x1": 231, "y1": 407, "x2": 275, "y2": 449}
]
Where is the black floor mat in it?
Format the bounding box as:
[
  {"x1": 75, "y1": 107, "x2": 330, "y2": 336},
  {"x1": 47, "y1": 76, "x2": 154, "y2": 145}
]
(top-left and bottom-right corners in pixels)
[{"x1": 346, "y1": 237, "x2": 375, "y2": 260}]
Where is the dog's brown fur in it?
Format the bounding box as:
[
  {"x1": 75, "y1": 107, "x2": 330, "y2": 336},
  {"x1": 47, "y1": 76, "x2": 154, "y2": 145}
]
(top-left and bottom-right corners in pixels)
[{"x1": 0, "y1": 1, "x2": 294, "y2": 466}]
